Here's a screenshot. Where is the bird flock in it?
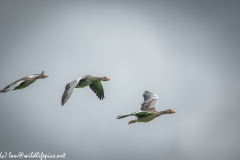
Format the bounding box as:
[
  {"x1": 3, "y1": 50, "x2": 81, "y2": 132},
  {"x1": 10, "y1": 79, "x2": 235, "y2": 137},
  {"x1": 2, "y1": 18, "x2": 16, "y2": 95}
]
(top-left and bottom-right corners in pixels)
[{"x1": 0, "y1": 71, "x2": 175, "y2": 124}]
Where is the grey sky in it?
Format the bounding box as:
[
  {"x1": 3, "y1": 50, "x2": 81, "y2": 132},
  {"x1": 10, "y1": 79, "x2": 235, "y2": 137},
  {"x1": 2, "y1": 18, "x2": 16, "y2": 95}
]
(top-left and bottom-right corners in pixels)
[{"x1": 0, "y1": 0, "x2": 240, "y2": 160}]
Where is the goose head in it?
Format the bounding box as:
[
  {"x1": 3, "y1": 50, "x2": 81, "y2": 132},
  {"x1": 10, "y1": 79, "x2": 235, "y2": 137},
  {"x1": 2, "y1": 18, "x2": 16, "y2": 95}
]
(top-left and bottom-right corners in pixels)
[
  {"x1": 39, "y1": 71, "x2": 48, "y2": 78},
  {"x1": 165, "y1": 109, "x2": 175, "y2": 114}
]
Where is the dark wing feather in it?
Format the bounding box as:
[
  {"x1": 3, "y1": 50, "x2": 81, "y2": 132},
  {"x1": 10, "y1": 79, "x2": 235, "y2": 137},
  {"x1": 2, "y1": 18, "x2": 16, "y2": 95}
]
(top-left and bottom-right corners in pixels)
[{"x1": 89, "y1": 80, "x2": 104, "y2": 100}]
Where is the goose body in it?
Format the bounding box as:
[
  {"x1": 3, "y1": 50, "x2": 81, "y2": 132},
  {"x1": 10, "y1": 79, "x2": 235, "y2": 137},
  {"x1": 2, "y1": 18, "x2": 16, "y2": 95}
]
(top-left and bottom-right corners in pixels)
[
  {"x1": 61, "y1": 75, "x2": 110, "y2": 106},
  {"x1": 0, "y1": 71, "x2": 48, "y2": 93},
  {"x1": 117, "y1": 91, "x2": 175, "y2": 124}
]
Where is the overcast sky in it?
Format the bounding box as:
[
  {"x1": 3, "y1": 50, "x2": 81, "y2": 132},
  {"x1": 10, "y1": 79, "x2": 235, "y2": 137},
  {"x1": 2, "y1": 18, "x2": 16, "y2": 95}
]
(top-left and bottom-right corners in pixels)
[{"x1": 0, "y1": 0, "x2": 240, "y2": 160}]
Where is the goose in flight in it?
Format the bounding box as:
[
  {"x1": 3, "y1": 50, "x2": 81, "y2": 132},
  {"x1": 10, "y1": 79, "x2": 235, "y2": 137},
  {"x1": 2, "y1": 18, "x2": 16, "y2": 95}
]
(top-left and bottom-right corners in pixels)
[
  {"x1": 0, "y1": 71, "x2": 48, "y2": 93},
  {"x1": 117, "y1": 91, "x2": 175, "y2": 124},
  {"x1": 61, "y1": 75, "x2": 110, "y2": 106}
]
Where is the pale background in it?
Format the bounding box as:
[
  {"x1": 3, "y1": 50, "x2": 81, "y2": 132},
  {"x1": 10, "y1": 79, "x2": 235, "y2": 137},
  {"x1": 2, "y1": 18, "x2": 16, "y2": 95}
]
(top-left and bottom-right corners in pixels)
[{"x1": 0, "y1": 0, "x2": 240, "y2": 160}]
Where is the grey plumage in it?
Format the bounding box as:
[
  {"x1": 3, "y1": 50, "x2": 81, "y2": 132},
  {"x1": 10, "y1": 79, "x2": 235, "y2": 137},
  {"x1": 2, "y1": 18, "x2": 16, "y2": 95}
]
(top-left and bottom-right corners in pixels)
[
  {"x1": 116, "y1": 91, "x2": 175, "y2": 124},
  {"x1": 61, "y1": 75, "x2": 110, "y2": 106},
  {"x1": 61, "y1": 79, "x2": 80, "y2": 106},
  {"x1": 0, "y1": 71, "x2": 48, "y2": 93},
  {"x1": 141, "y1": 91, "x2": 158, "y2": 111}
]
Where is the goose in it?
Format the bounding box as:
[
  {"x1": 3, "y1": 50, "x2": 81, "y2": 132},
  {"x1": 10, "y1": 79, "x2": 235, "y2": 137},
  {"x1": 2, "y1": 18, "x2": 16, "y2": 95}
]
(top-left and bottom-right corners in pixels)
[
  {"x1": 117, "y1": 91, "x2": 175, "y2": 124},
  {"x1": 0, "y1": 71, "x2": 48, "y2": 93},
  {"x1": 61, "y1": 75, "x2": 110, "y2": 106}
]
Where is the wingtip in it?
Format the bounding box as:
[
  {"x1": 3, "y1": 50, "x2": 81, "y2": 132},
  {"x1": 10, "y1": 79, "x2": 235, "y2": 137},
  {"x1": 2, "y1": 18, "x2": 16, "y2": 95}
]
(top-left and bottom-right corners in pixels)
[{"x1": 99, "y1": 97, "x2": 104, "y2": 100}]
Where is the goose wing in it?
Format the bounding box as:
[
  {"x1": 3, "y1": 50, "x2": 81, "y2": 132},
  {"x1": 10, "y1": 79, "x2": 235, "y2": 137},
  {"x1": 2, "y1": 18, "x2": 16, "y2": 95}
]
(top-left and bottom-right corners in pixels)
[
  {"x1": 89, "y1": 80, "x2": 104, "y2": 100},
  {"x1": 0, "y1": 78, "x2": 26, "y2": 93},
  {"x1": 143, "y1": 91, "x2": 158, "y2": 101},
  {"x1": 141, "y1": 91, "x2": 158, "y2": 111},
  {"x1": 134, "y1": 111, "x2": 152, "y2": 117},
  {"x1": 61, "y1": 78, "x2": 81, "y2": 106}
]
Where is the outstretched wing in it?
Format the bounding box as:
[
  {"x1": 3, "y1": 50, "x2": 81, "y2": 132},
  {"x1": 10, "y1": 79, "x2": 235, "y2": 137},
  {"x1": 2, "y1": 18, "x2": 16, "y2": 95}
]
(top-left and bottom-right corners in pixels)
[
  {"x1": 143, "y1": 91, "x2": 158, "y2": 101},
  {"x1": 0, "y1": 79, "x2": 26, "y2": 93},
  {"x1": 89, "y1": 80, "x2": 104, "y2": 100},
  {"x1": 61, "y1": 78, "x2": 81, "y2": 106},
  {"x1": 141, "y1": 91, "x2": 158, "y2": 111}
]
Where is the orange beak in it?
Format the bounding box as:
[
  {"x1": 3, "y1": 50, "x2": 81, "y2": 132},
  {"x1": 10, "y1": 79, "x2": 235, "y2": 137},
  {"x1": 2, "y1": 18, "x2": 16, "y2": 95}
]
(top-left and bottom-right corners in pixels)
[
  {"x1": 170, "y1": 110, "x2": 175, "y2": 114},
  {"x1": 106, "y1": 77, "x2": 110, "y2": 81},
  {"x1": 43, "y1": 75, "x2": 48, "y2": 78}
]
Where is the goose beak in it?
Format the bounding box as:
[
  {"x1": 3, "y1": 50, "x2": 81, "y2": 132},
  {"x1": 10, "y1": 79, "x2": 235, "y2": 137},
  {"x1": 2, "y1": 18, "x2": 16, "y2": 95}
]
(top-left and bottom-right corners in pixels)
[
  {"x1": 105, "y1": 77, "x2": 110, "y2": 81},
  {"x1": 43, "y1": 75, "x2": 48, "y2": 78},
  {"x1": 170, "y1": 110, "x2": 175, "y2": 114}
]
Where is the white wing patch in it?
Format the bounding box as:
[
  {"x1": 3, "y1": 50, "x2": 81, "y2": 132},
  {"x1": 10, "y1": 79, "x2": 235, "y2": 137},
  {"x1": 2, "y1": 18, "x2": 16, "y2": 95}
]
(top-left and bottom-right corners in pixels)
[
  {"x1": 76, "y1": 78, "x2": 81, "y2": 82},
  {"x1": 5, "y1": 80, "x2": 25, "y2": 91},
  {"x1": 131, "y1": 117, "x2": 138, "y2": 120},
  {"x1": 153, "y1": 93, "x2": 158, "y2": 99},
  {"x1": 28, "y1": 75, "x2": 38, "y2": 78}
]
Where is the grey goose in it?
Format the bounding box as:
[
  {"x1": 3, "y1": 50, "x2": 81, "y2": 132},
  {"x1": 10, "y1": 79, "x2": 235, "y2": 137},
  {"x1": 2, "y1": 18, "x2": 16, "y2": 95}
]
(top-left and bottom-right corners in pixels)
[
  {"x1": 117, "y1": 91, "x2": 175, "y2": 124},
  {"x1": 61, "y1": 75, "x2": 110, "y2": 106},
  {"x1": 0, "y1": 71, "x2": 48, "y2": 93}
]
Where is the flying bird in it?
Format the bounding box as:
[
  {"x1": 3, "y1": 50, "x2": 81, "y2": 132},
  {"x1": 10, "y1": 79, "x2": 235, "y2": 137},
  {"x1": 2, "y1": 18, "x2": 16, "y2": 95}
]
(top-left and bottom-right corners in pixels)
[
  {"x1": 0, "y1": 71, "x2": 48, "y2": 93},
  {"x1": 117, "y1": 91, "x2": 175, "y2": 124},
  {"x1": 61, "y1": 75, "x2": 110, "y2": 106}
]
